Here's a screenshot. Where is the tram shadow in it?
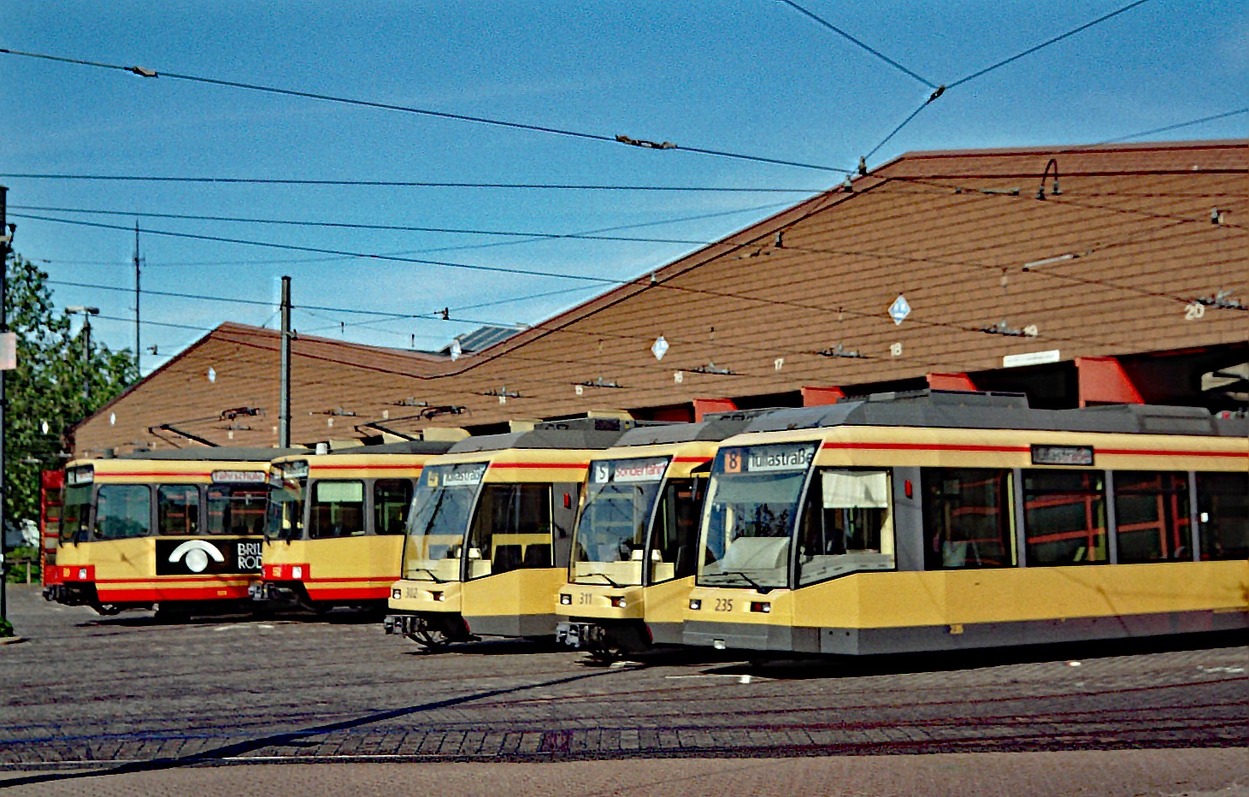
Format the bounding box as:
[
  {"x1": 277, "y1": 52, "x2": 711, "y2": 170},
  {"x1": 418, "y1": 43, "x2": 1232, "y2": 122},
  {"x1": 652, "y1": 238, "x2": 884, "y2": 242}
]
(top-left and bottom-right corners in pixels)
[{"x1": 697, "y1": 629, "x2": 1249, "y2": 680}]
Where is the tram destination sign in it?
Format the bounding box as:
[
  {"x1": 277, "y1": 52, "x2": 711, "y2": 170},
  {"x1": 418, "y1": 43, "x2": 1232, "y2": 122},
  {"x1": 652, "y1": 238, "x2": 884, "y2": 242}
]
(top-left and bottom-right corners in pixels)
[
  {"x1": 430, "y1": 463, "x2": 488, "y2": 488},
  {"x1": 1031, "y1": 444, "x2": 1095, "y2": 466},
  {"x1": 720, "y1": 443, "x2": 816, "y2": 474},
  {"x1": 592, "y1": 456, "x2": 669, "y2": 484}
]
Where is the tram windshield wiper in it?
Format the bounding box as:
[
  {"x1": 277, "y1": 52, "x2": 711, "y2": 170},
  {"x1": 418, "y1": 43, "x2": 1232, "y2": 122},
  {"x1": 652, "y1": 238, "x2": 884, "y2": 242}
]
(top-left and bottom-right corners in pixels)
[
  {"x1": 720, "y1": 570, "x2": 770, "y2": 592},
  {"x1": 579, "y1": 571, "x2": 621, "y2": 588},
  {"x1": 412, "y1": 568, "x2": 447, "y2": 584}
]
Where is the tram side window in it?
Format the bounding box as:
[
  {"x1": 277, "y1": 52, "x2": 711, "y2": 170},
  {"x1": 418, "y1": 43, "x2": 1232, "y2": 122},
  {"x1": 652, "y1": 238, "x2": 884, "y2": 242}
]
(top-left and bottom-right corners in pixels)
[
  {"x1": 797, "y1": 469, "x2": 894, "y2": 586},
  {"x1": 375, "y1": 479, "x2": 414, "y2": 535},
  {"x1": 652, "y1": 478, "x2": 705, "y2": 581},
  {"x1": 308, "y1": 480, "x2": 365, "y2": 538},
  {"x1": 1196, "y1": 472, "x2": 1249, "y2": 560},
  {"x1": 921, "y1": 468, "x2": 1015, "y2": 569},
  {"x1": 1023, "y1": 470, "x2": 1107, "y2": 565},
  {"x1": 208, "y1": 485, "x2": 269, "y2": 535},
  {"x1": 157, "y1": 484, "x2": 200, "y2": 536},
  {"x1": 95, "y1": 484, "x2": 152, "y2": 540},
  {"x1": 468, "y1": 484, "x2": 552, "y2": 575},
  {"x1": 1113, "y1": 471, "x2": 1190, "y2": 562}
]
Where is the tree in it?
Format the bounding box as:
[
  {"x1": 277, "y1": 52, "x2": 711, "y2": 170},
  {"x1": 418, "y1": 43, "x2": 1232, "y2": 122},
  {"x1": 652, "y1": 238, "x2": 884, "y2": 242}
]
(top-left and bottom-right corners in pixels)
[{"x1": 4, "y1": 251, "x2": 137, "y2": 532}]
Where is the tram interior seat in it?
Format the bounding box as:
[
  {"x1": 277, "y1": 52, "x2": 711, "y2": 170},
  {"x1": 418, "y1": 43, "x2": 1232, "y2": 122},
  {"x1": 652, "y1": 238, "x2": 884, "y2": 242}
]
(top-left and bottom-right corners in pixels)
[
  {"x1": 524, "y1": 544, "x2": 551, "y2": 568},
  {"x1": 493, "y1": 544, "x2": 522, "y2": 573}
]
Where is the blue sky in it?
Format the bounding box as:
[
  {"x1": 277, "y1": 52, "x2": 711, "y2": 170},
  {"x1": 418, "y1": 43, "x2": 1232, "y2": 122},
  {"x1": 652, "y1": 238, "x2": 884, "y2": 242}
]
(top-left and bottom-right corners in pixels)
[{"x1": 3, "y1": 1, "x2": 1246, "y2": 376}]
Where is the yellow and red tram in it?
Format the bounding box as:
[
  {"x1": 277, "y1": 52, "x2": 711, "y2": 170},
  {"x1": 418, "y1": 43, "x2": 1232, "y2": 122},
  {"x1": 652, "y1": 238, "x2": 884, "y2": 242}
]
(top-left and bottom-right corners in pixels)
[
  {"x1": 683, "y1": 392, "x2": 1249, "y2": 656},
  {"x1": 384, "y1": 419, "x2": 628, "y2": 648},
  {"x1": 44, "y1": 449, "x2": 289, "y2": 618},
  {"x1": 253, "y1": 439, "x2": 458, "y2": 612}
]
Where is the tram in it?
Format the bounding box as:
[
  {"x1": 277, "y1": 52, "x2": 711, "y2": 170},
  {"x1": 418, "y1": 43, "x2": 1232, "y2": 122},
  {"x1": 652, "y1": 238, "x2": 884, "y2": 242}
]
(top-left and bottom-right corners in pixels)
[
  {"x1": 253, "y1": 438, "x2": 460, "y2": 612},
  {"x1": 554, "y1": 411, "x2": 770, "y2": 661},
  {"x1": 384, "y1": 418, "x2": 628, "y2": 648},
  {"x1": 43, "y1": 448, "x2": 290, "y2": 618},
  {"x1": 683, "y1": 391, "x2": 1249, "y2": 656}
]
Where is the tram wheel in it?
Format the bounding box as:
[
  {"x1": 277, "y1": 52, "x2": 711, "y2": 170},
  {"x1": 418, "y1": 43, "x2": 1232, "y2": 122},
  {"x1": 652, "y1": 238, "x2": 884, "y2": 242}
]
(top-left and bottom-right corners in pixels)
[
  {"x1": 586, "y1": 641, "x2": 624, "y2": 665},
  {"x1": 94, "y1": 604, "x2": 122, "y2": 616}
]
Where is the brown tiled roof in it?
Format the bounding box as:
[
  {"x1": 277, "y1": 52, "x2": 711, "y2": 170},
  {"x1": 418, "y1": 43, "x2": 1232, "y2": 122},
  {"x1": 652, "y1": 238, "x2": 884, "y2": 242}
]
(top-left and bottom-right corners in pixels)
[{"x1": 71, "y1": 140, "x2": 1248, "y2": 455}]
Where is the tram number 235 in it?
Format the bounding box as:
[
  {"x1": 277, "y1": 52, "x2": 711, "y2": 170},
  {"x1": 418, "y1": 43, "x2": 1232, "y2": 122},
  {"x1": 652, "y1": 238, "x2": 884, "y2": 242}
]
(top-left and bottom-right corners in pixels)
[{"x1": 714, "y1": 598, "x2": 734, "y2": 612}]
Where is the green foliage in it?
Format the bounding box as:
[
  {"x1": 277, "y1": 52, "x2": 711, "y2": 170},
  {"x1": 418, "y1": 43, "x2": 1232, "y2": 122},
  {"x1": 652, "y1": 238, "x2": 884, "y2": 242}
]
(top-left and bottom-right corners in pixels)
[
  {"x1": 0, "y1": 617, "x2": 12, "y2": 638},
  {"x1": 3, "y1": 251, "x2": 137, "y2": 532},
  {"x1": 4, "y1": 545, "x2": 39, "y2": 584}
]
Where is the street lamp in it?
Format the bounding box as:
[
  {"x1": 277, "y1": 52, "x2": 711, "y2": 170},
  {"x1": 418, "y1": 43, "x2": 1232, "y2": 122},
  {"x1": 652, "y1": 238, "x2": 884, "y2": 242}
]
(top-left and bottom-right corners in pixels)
[{"x1": 67, "y1": 306, "x2": 100, "y2": 403}]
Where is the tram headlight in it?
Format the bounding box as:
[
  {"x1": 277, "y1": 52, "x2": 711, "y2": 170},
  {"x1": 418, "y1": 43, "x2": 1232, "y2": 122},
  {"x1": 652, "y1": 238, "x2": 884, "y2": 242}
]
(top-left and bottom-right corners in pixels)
[
  {"x1": 78, "y1": 568, "x2": 88, "y2": 580},
  {"x1": 688, "y1": 599, "x2": 702, "y2": 611},
  {"x1": 559, "y1": 593, "x2": 572, "y2": 605},
  {"x1": 609, "y1": 596, "x2": 627, "y2": 609},
  {"x1": 292, "y1": 566, "x2": 303, "y2": 579},
  {"x1": 750, "y1": 601, "x2": 771, "y2": 614},
  {"x1": 391, "y1": 588, "x2": 402, "y2": 600},
  {"x1": 431, "y1": 591, "x2": 444, "y2": 602}
]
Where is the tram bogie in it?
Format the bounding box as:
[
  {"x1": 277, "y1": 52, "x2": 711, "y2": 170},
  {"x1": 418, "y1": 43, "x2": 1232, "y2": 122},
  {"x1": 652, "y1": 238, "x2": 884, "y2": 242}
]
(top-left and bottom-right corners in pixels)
[{"x1": 683, "y1": 392, "x2": 1249, "y2": 656}]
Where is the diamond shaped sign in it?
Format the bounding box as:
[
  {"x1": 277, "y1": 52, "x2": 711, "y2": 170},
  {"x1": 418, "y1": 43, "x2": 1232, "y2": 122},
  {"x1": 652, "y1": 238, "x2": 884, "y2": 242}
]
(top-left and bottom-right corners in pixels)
[
  {"x1": 651, "y1": 335, "x2": 669, "y2": 361},
  {"x1": 889, "y1": 295, "x2": 911, "y2": 326}
]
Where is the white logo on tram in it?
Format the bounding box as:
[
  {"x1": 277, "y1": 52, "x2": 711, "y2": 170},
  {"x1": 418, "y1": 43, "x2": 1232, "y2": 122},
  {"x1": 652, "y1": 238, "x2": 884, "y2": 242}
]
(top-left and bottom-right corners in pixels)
[{"x1": 168, "y1": 540, "x2": 226, "y2": 573}]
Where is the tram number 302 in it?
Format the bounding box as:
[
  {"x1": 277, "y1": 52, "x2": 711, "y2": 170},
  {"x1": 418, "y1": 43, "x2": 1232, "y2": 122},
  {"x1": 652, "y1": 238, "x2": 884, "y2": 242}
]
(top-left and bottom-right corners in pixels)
[{"x1": 714, "y1": 598, "x2": 734, "y2": 612}]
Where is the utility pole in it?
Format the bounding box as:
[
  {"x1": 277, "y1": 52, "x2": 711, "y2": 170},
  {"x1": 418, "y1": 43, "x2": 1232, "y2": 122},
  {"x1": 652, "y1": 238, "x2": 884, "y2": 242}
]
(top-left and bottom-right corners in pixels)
[
  {"x1": 1, "y1": 185, "x2": 10, "y2": 631},
  {"x1": 134, "y1": 221, "x2": 142, "y2": 380},
  {"x1": 279, "y1": 276, "x2": 292, "y2": 448}
]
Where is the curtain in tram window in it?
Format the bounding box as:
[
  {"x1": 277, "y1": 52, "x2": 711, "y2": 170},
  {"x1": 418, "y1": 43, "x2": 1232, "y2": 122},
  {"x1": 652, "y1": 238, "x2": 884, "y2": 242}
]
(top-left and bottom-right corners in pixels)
[{"x1": 823, "y1": 471, "x2": 888, "y2": 508}]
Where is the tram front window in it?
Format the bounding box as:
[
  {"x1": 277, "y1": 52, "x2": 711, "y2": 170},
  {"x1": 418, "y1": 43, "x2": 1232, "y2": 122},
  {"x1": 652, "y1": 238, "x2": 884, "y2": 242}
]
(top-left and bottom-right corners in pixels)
[
  {"x1": 265, "y1": 478, "x2": 305, "y2": 541},
  {"x1": 60, "y1": 484, "x2": 92, "y2": 543},
  {"x1": 572, "y1": 456, "x2": 670, "y2": 586},
  {"x1": 697, "y1": 443, "x2": 817, "y2": 590},
  {"x1": 402, "y1": 462, "x2": 486, "y2": 581}
]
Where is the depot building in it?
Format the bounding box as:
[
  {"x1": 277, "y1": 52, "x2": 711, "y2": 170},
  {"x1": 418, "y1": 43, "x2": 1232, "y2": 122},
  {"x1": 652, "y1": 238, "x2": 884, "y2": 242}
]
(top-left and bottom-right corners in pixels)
[{"x1": 69, "y1": 140, "x2": 1248, "y2": 457}]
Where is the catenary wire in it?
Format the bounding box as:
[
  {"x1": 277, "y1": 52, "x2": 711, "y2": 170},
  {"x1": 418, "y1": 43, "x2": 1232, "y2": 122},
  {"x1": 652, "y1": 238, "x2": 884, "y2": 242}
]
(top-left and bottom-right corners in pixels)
[
  {"x1": 0, "y1": 47, "x2": 851, "y2": 175},
  {"x1": 773, "y1": 0, "x2": 938, "y2": 89}
]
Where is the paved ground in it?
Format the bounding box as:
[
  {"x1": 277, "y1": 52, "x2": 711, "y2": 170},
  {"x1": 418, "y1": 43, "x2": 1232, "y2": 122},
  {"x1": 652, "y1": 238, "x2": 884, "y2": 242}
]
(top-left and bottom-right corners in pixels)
[{"x1": 2, "y1": 583, "x2": 1246, "y2": 795}]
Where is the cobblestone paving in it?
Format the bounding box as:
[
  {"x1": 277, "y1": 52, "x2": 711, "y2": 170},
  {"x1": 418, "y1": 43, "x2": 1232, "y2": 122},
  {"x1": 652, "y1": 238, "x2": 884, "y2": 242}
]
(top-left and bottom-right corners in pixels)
[{"x1": 2, "y1": 584, "x2": 1246, "y2": 783}]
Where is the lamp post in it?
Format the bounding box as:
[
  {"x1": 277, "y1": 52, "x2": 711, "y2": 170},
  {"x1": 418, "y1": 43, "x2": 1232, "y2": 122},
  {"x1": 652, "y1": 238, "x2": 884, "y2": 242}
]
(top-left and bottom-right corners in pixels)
[{"x1": 66, "y1": 306, "x2": 100, "y2": 404}]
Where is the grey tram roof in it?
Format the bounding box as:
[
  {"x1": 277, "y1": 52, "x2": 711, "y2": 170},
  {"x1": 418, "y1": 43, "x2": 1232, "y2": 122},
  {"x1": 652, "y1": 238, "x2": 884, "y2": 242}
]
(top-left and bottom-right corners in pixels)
[
  {"x1": 447, "y1": 417, "x2": 632, "y2": 454},
  {"x1": 319, "y1": 439, "x2": 456, "y2": 456},
  {"x1": 612, "y1": 408, "x2": 786, "y2": 448},
  {"x1": 740, "y1": 391, "x2": 1249, "y2": 438},
  {"x1": 112, "y1": 447, "x2": 310, "y2": 462}
]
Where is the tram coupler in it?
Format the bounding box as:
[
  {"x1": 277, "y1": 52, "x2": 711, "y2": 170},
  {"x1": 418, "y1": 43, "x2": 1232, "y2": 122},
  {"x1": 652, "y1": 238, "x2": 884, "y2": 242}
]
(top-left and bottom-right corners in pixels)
[
  {"x1": 249, "y1": 581, "x2": 300, "y2": 607},
  {"x1": 42, "y1": 583, "x2": 93, "y2": 607},
  {"x1": 555, "y1": 621, "x2": 605, "y2": 649},
  {"x1": 383, "y1": 613, "x2": 413, "y2": 636}
]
